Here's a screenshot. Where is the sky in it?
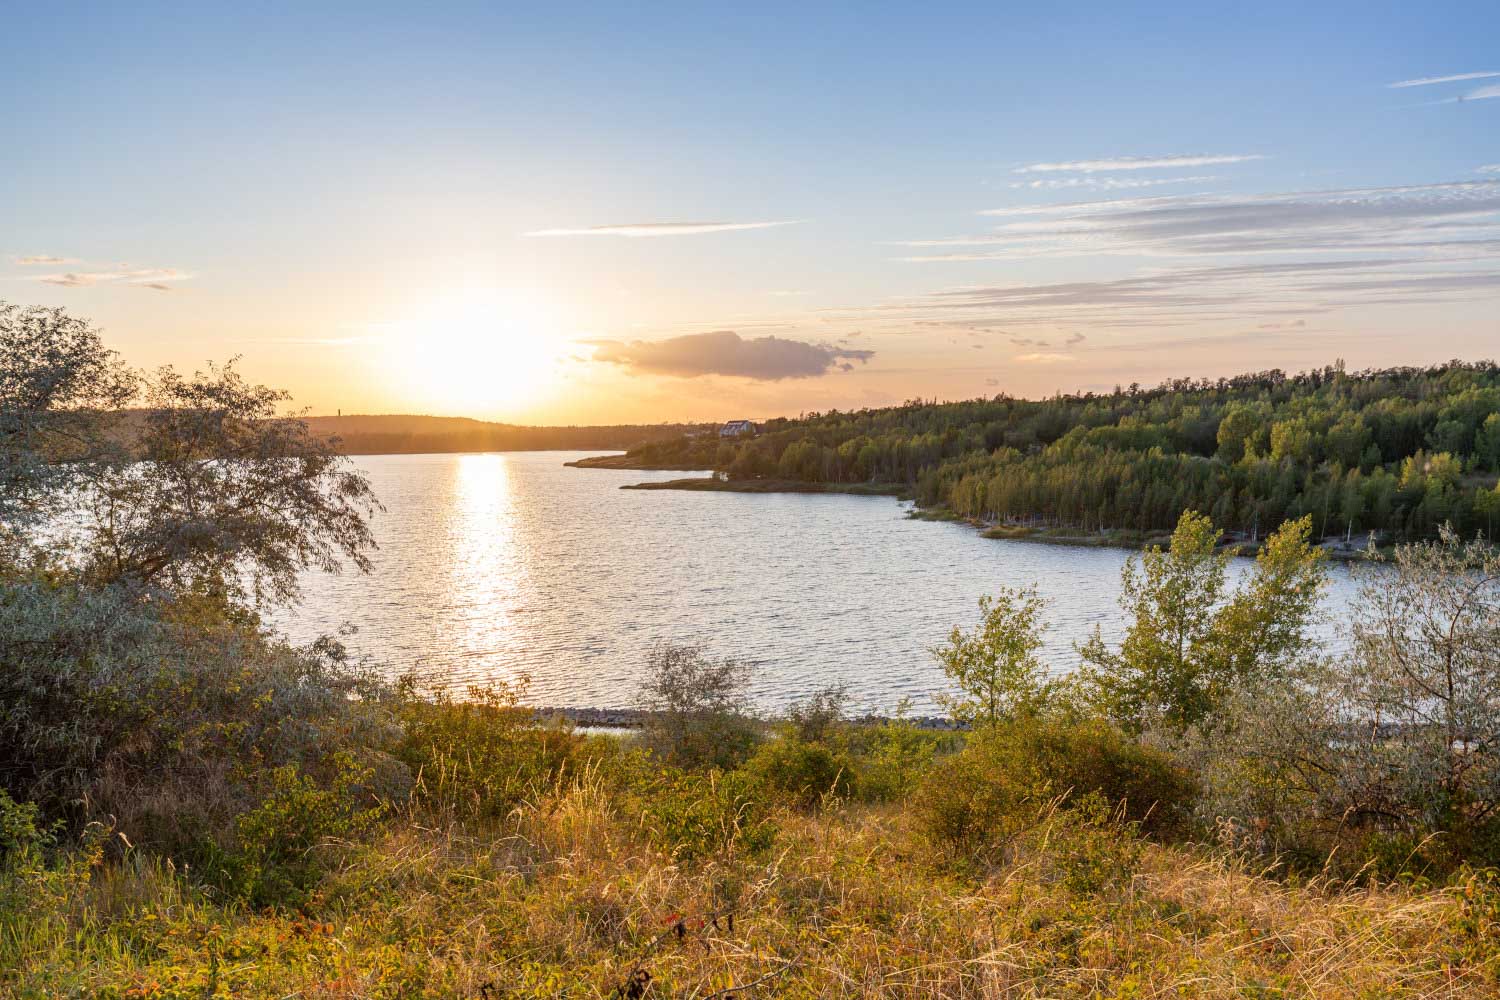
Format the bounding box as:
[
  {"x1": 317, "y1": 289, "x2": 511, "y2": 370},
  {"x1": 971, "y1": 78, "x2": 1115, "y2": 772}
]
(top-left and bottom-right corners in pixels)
[{"x1": 3, "y1": 2, "x2": 1498, "y2": 424}]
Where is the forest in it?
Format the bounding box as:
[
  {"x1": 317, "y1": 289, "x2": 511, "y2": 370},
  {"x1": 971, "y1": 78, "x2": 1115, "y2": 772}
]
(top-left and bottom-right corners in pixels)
[{"x1": 626, "y1": 362, "x2": 1500, "y2": 541}]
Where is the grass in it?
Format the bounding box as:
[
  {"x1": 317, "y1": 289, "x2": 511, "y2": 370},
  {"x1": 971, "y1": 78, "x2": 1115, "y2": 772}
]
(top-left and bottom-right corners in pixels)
[{"x1": 6, "y1": 775, "x2": 1499, "y2": 998}]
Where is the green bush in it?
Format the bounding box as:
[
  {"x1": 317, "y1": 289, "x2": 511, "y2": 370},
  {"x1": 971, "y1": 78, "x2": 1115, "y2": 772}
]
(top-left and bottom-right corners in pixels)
[
  {"x1": 746, "y1": 737, "x2": 854, "y2": 809},
  {"x1": 998, "y1": 718, "x2": 1198, "y2": 836},
  {"x1": 846, "y1": 717, "x2": 947, "y2": 802},
  {"x1": 209, "y1": 752, "x2": 382, "y2": 909},
  {"x1": 396, "y1": 677, "x2": 585, "y2": 819},
  {"x1": 636, "y1": 767, "x2": 774, "y2": 861},
  {"x1": 914, "y1": 717, "x2": 1198, "y2": 858},
  {"x1": 0, "y1": 578, "x2": 402, "y2": 856}
]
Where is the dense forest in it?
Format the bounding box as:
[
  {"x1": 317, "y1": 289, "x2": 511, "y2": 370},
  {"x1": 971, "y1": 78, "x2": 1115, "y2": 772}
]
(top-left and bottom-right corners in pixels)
[
  {"x1": 626, "y1": 362, "x2": 1500, "y2": 541},
  {"x1": 304, "y1": 414, "x2": 709, "y2": 455}
]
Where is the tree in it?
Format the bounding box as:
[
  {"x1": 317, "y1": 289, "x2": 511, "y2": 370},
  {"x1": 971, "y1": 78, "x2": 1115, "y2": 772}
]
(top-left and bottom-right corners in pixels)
[
  {"x1": 1078, "y1": 511, "x2": 1228, "y2": 733},
  {"x1": 0, "y1": 304, "x2": 135, "y2": 540},
  {"x1": 74, "y1": 363, "x2": 379, "y2": 606},
  {"x1": 1336, "y1": 527, "x2": 1500, "y2": 842},
  {"x1": 1079, "y1": 511, "x2": 1326, "y2": 735},
  {"x1": 933, "y1": 585, "x2": 1050, "y2": 726},
  {"x1": 1209, "y1": 515, "x2": 1327, "y2": 693},
  {"x1": 0, "y1": 302, "x2": 378, "y2": 608},
  {"x1": 636, "y1": 643, "x2": 759, "y2": 768}
]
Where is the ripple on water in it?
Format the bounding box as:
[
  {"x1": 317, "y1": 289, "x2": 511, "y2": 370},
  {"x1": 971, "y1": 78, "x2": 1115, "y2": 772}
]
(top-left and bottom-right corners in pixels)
[{"x1": 275, "y1": 451, "x2": 1366, "y2": 715}]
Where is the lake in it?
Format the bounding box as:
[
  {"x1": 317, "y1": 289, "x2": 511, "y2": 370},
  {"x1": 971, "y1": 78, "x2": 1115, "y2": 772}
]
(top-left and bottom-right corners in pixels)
[{"x1": 276, "y1": 451, "x2": 1366, "y2": 715}]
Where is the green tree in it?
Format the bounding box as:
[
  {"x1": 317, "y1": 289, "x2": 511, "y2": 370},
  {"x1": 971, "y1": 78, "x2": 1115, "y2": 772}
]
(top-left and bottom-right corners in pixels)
[
  {"x1": 1079, "y1": 511, "x2": 1326, "y2": 735},
  {"x1": 933, "y1": 585, "x2": 1050, "y2": 726},
  {"x1": 1078, "y1": 511, "x2": 1229, "y2": 733}
]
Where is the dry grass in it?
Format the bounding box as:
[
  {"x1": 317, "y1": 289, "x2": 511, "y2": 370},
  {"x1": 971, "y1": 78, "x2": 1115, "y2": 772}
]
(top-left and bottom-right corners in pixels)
[{"x1": 6, "y1": 773, "x2": 1498, "y2": 999}]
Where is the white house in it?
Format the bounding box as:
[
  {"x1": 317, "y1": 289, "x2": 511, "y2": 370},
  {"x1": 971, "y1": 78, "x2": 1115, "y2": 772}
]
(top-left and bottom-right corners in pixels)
[{"x1": 719, "y1": 419, "x2": 757, "y2": 438}]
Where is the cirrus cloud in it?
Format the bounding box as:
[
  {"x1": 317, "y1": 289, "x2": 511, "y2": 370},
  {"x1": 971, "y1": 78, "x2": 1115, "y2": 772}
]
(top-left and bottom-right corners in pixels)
[
  {"x1": 12, "y1": 254, "x2": 77, "y2": 265},
  {"x1": 1388, "y1": 70, "x2": 1500, "y2": 88},
  {"x1": 1012, "y1": 153, "x2": 1265, "y2": 174},
  {"x1": 526, "y1": 220, "x2": 799, "y2": 237},
  {"x1": 35, "y1": 267, "x2": 191, "y2": 290},
  {"x1": 588, "y1": 329, "x2": 873, "y2": 380}
]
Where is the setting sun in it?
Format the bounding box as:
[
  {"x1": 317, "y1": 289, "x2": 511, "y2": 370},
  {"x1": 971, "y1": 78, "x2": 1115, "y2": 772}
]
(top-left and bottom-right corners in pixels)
[{"x1": 377, "y1": 289, "x2": 568, "y2": 415}]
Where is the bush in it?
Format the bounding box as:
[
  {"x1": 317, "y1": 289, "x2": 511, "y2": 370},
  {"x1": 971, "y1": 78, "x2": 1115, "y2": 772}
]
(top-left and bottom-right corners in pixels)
[
  {"x1": 746, "y1": 737, "x2": 854, "y2": 809},
  {"x1": 846, "y1": 714, "x2": 947, "y2": 802},
  {"x1": 635, "y1": 644, "x2": 761, "y2": 769},
  {"x1": 395, "y1": 675, "x2": 584, "y2": 819},
  {"x1": 636, "y1": 767, "x2": 774, "y2": 861},
  {"x1": 209, "y1": 752, "x2": 382, "y2": 909},
  {"x1": 915, "y1": 717, "x2": 1197, "y2": 858},
  {"x1": 0, "y1": 578, "x2": 402, "y2": 857}
]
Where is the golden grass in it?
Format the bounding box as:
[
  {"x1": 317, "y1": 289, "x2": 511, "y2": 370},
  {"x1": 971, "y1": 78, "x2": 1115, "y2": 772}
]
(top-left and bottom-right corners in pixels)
[{"x1": 6, "y1": 778, "x2": 1498, "y2": 998}]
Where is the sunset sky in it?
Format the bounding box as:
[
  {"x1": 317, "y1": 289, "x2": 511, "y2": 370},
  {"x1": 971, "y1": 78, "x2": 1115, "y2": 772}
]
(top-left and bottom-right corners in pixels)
[{"x1": 5, "y1": 3, "x2": 1498, "y2": 424}]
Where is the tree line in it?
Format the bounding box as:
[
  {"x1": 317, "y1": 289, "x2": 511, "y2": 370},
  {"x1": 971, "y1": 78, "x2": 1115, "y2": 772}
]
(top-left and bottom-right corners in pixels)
[{"x1": 628, "y1": 362, "x2": 1500, "y2": 540}]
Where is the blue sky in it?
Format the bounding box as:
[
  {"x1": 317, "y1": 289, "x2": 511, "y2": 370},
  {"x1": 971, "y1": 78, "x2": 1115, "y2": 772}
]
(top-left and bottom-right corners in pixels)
[{"x1": 4, "y1": 2, "x2": 1498, "y2": 421}]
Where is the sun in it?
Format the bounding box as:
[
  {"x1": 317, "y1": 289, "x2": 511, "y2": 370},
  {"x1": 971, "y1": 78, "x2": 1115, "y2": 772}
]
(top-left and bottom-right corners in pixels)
[{"x1": 379, "y1": 289, "x2": 567, "y2": 416}]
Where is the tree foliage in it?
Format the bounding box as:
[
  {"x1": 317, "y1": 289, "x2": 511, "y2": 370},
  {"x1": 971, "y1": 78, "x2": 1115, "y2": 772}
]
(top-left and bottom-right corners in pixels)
[
  {"x1": 1078, "y1": 512, "x2": 1326, "y2": 734},
  {"x1": 626, "y1": 361, "x2": 1500, "y2": 541},
  {"x1": 0, "y1": 301, "x2": 378, "y2": 607},
  {"x1": 933, "y1": 585, "x2": 1051, "y2": 726}
]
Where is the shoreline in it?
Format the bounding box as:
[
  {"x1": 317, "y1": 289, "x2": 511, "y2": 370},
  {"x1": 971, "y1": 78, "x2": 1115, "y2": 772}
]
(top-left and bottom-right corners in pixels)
[
  {"x1": 583, "y1": 464, "x2": 1384, "y2": 561},
  {"x1": 533, "y1": 705, "x2": 965, "y2": 731}
]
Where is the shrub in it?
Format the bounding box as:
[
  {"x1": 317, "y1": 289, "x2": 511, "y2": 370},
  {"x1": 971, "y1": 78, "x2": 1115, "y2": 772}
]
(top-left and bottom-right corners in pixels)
[
  {"x1": 846, "y1": 712, "x2": 946, "y2": 802},
  {"x1": 915, "y1": 717, "x2": 1198, "y2": 858},
  {"x1": 636, "y1": 767, "x2": 774, "y2": 861},
  {"x1": 635, "y1": 644, "x2": 761, "y2": 769},
  {"x1": 395, "y1": 675, "x2": 584, "y2": 819},
  {"x1": 746, "y1": 737, "x2": 854, "y2": 809},
  {"x1": 209, "y1": 752, "x2": 382, "y2": 909},
  {"x1": 0, "y1": 578, "x2": 402, "y2": 856}
]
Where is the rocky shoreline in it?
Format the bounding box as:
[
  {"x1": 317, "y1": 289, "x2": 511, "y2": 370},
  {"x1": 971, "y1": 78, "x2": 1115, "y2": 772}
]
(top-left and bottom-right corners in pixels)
[{"x1": 531, "y1": 705, "x2": 966, "y2": 731}]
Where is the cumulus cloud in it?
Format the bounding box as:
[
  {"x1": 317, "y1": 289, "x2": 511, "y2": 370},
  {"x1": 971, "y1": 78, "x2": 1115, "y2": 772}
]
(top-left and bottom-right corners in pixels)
[
  {"x1": 526, "y1": 221, "x2": 799, "y2": 237},
  {"x1": 35, "y1": 267, "x2": 191, "y2": 289},
  {"x1": 588, "y1": 330, "x2": 873, "y2": 380},
  {"x1": 1388, "y1": 71, "x2": 1500, "y2": 88},
  {"x1": 1012, "y1": 154, "x2": 1264, "y2": 174}
]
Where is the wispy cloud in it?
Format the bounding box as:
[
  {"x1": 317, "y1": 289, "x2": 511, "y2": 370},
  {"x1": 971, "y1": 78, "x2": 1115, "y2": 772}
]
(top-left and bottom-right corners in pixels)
[
  {"x1": 900, "y1": 181, "x2": 1500, "y2": 260},
  {"x1": 1388, "y1": 70, "x2": 1500, "y2": 88},
  {"x1": 1012, "y1": 154, "x2": 1264, "y2": 174},
  {"x1": 1481, "y1": 165, "x2": 1500, "y2": 175},
  {"x1": 526, "y1": 221, "x2": 799, "y2": 237},
  {"x1": 587, "y1": 330, "x2": 872, "y2": 380},
  {"x1": 12, "y1": 254, "x2": 77, "y2": 265},
  {"x1": 1009, "y1": 175, "x2": 1218, "y2": 191},
  {"x1": 35, "y1": 267, "x2": 191, "y2": 290},
  {"x1": 1455, "y1": 83, "x2": 1500, "y2": 102}
]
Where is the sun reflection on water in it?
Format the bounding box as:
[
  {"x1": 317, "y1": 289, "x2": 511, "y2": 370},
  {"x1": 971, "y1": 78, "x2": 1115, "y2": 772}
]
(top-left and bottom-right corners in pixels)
[{"x1": 445, "y1": 453, "x2": 527, "y2": 685}]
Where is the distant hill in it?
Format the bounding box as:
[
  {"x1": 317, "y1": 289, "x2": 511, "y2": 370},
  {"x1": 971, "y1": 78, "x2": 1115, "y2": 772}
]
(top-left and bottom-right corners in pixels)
[
  {"x1": 302, "y1": 414, "x2": 712, "y2": 455},
  {"x1": 617, "y1": 361, "x2": 1500, "y2": 542}
]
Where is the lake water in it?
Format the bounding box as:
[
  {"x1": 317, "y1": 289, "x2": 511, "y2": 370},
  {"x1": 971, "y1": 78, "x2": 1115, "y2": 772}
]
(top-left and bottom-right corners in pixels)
[{"x1": 276, "y1": 451, "x2": 1366, "y2": 715}]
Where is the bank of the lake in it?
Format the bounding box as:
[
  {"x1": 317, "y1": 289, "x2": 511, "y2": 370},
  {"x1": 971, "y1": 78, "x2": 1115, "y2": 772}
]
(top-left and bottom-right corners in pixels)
[{"x1": 589, "y1": 465, "x2": 1384, "y2": 560}]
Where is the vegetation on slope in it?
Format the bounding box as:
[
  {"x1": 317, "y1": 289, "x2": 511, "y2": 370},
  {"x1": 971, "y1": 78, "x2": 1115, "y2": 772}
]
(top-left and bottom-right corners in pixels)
[
  {"x1": 4, "y1": 303, "x2": 1500, "y2": 996},
  {"x1": 618, "y1": 361, "x2": 1500, "y2": 541}
]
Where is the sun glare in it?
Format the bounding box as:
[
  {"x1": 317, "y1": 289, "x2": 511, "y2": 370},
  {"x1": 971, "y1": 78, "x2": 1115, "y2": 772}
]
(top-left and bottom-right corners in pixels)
[{"x1": 380, "y1": 289, "x2": 567, "y2": 415}]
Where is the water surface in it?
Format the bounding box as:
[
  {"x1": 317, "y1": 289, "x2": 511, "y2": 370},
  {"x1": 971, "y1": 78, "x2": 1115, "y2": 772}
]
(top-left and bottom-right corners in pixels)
[{"x1": 278, "y1": 451, "x2": 1364, "y2": 714}]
